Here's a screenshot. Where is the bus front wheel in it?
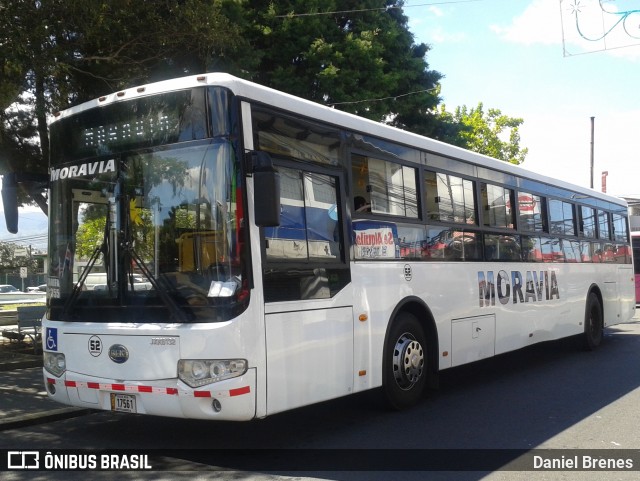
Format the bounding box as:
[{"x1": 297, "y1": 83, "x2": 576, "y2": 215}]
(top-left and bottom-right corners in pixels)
[
  {"x1": 583, "y1": 293, "x2": 603, "y2": 350},
  {"x1": 383, "y1": 312, "x2": 427, "y2": 410}
]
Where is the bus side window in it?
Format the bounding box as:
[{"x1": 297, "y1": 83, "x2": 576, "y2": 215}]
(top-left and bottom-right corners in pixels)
[
  {"x1": 484, "y1": 234, "x2": 521, "y2": 261},
  {"x1": 425, "y1": 170, "x2": 475, "y2": 224},
  {"x1": 351, "y1": 154, "x2": 417, "y2": 218},
  {"x1": 481, "y1": 183, "x2": 514, "y2": 229},
  {"x1": 263, "y1": 167, "x2": 349, "y2": 302}
]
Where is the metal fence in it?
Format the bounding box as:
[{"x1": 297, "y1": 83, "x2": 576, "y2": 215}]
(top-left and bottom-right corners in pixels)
[{"x1": 2, "y1": 274, "x2": 47, "y2": 291}]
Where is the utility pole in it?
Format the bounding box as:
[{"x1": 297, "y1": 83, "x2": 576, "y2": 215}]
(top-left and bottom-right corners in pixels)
[{"x1": 590, "y1": 116, "x2": 595, "y2": 189}]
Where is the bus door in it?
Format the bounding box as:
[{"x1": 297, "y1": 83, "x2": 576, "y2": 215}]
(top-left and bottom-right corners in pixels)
[
  {"x1": 261, "y1": 165, "x2": 352, "y2": 415},
  {"x1": 601, "y1": 244, "x2": 634, "y2": 325},
  {"x1": 616, "y1": 243, "x2": 635, "y2": 321}
]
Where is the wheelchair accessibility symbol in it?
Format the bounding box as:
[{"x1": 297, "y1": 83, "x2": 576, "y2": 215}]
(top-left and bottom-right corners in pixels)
[{"x1": 46, "y1": 328, "x2": 58, "y2": 351}]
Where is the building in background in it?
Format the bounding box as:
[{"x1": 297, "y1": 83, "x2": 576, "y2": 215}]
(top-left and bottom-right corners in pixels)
[{"x1": 623, "y1": 196, "x2": 640, "y2": 232}]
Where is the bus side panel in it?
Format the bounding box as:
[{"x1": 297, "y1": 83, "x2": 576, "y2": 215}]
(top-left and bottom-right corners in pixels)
[
  {"x1": 351, "y1": 261, "x2": 631, "y2": 379},
  {"x1": 265, "y1": 306, "x2": 353, "y2": 415},
  {"x1": 605, "y1": 266, "x2": 636, "y2": 326},
  {"x1": 349, "y1": 261, "x2": 447, "y2": 387},
  {"x1": 450, "y1": 314, "x2": 496, "y2": 367}
]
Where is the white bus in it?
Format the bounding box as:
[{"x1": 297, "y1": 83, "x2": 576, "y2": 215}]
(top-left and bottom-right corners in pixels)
[{"x1": 5, "y1": 73, "x2": 634, "y2": 420}]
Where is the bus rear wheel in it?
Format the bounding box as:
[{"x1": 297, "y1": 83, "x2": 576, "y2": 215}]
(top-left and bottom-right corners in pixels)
[
  {"x1": 583, "y1": 292, "x2": 603, "y2": 350},
  {"x1": 383, "y1": 312, "x2": 427, "y2": 410}
]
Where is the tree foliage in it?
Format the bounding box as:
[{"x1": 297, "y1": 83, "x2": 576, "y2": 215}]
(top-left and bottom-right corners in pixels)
[
  {"x1": 75, "y1": 216, "x2": 106, "y2": 260},
  {"x1": 75, "y1": 208, "x2": 155, "y2": 261},
  {"x1": 435, "y1": 103, "x2": 528, "y2": 165},
  {"x1": 0, "y1": 0, "x2": 251, "y2": 180},
  {"x1": 1, "y1": 0, "x2": 527, "y2": 210},
  {"x1": 247, "y1": 1, "x2": 442, "y2": 134},
  {"x1": 0, "y1": 241, "x2": 39, "y2": 273}
]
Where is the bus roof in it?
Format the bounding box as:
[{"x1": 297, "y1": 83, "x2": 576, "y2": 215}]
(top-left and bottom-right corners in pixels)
[{"x1": 52, "y1": 72, "x2": 626, "y2": 208}]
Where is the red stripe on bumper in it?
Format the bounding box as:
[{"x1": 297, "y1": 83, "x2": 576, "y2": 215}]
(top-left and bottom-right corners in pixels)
[{"x1": 230, "y1": 386, "x2": 251, "y2": 397}]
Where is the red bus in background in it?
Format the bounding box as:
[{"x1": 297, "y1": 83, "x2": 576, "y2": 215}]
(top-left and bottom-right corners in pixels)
[{"x1": 633, "y1": 232, "x2": 640, "y2": 304}]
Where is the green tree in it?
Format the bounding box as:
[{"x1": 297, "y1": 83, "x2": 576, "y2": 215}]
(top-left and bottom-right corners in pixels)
[
  {"x1": 1, "y1": 1, "x2": 442, "y2": 180},
  {"x1": 75, "y1": 208, "x2": 155, "y2": 261},
  {"x1": 75, "y1": 217, "x2": 106, "y2": 260},
  {"x1": 0, "y1": 0, "x2": 252, "y2": 180},
  {"x1": 2, "y1": 0, "x2": 526, "y2": 215},
  {"x1": 0, "y1": 241, "x2": 39, "y2": 273},
  {"x1": 248, "y1": 1, "x2": 442, "y2": 131},
  {"x1": 435, "y1": 103, "x2": 528, "y2": 165}
]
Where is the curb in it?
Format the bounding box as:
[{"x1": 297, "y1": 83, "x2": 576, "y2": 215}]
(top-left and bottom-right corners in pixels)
[{"x1": 0, "y1": 407, "x2": 93, "y2": 431}]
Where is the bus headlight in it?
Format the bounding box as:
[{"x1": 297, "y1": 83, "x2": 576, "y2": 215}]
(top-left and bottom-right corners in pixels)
[
  {"x1": 178, "y1": 359, "x2": 247, "y2": 388},
  {"x1": 44, "y1": 352, "x2": 66, "y2": 377}
]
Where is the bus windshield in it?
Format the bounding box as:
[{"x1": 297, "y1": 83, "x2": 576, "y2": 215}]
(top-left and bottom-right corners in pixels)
[{"x1": 47, "y1": 89, "x2": 247, "y2": 323}]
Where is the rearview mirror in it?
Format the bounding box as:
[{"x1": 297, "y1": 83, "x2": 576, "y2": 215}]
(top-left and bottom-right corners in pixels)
[
  {"x1": 2, "y1": 173, "x2": 18, "y2": 234},
  {"x1": 251, "y1": 151, "x2": 280, "y2": 227}
]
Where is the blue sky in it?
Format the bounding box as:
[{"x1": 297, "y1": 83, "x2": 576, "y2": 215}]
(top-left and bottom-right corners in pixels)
[
  {"x1": 406, "y1": 0, "x2": 640, "y2": 195},
  {"x1": 2, "y1": 0, "x2": 639, "y2": 247}
]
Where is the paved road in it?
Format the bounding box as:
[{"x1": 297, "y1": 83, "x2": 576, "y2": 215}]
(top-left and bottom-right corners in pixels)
[{"x1": 1, "y1": 321, "x2": 640, "y2": 480}]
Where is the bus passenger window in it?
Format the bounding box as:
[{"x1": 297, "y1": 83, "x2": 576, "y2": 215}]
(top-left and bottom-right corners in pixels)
[
  {"x1": 481, "y1": 183, "x2": 514, "y2": 229},
  {"x1": 579, "y1": 241, "x2": 593, "y2": 262},
  {"x1": 549, "y1": 199, "x2": 575, "y2": 236},
  {"x1": 580, "y1": 206, "x2": 597, "y2": 238},
  {"x1": 598, "y1": 211, "x2": 611, "y2": 240},
  {"x1": 517, "y1": 192, "x2": 544, "y2": 232},
  {"x1": 425, "y1": 170, "x2": 475, "y2": 224},
  {"x1": 612, "y1": 213, "x2": 628, "y2": 242},
  {"x1": 522, "y1": 236, "x2": 543, "y2": 262},
  {"x1": 484, "y1": 234, "x2": 521, "y2": 261},
  {"x1": 540, "y1": 237, "x2": 564, "y2": 263},
  {"x1": 397, "y1": 225, "x2": 427, "y2": 260},
  {"x1": 351, "y1": 154, "x2": 418, "y2": 218},
  {"x1": 562, "y1": 239, "x2": 581, "y2": 263}
]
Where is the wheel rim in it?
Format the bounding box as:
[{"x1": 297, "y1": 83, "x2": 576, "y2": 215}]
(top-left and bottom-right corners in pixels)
[{"x1": 392, "y1": 332, "x2": 424, "y2": 390}]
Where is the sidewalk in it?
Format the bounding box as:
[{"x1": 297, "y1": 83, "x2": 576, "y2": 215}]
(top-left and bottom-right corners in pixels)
[{"x1": 0, "y1": 338, "x2": 90, "y2": 430}]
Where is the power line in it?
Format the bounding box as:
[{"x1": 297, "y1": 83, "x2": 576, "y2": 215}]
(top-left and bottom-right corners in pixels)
[
  {"x1": 274, "y1": 0, "x2": 484, "y2": 18},
  {"x1": 327, "y1": 87, "x2": 438, "y2": 106},
  {"x1": 0, "y1": 234, "x2": 47, "y2": 245}
]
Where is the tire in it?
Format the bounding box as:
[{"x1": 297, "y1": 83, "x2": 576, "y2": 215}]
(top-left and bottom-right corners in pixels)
[
  {"x1": 583, "y1": 292, "x2": 603, "y2": 351},
  {"x1": 383, "y1": 312, "x2": 427, "y2": 410}
]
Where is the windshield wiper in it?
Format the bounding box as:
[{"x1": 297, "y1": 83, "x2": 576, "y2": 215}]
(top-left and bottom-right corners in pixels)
[
  {"x1": 62, "y1": 246, "x2": 102, "y2": 320},
  {"x1": 61, "y1": 215, "x2": 110, "y2": 321},
  {"x1": 120, "y1": 186, "x2": 191, "y2": 322},
  {"x1": 122, "y1": 240, "x2": 191, "y2": 323}
]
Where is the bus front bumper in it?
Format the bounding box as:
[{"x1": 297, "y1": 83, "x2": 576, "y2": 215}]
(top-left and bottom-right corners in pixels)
[{"x1": 43, "y1": 368, "x2": 257, "y2": 421}]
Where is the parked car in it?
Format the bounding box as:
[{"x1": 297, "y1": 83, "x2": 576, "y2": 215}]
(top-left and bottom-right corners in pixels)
[
  {"x1": 26, "y1": 284, "x2": 47, "y2": 293},
  {"x1": 86, "y1": 273, "x2": 152, "y2": 291},
  {"x1": 0, "y1": 285, "x2": 20, "y2": 293}
]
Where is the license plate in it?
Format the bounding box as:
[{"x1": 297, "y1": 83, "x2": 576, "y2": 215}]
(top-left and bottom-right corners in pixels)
[{"x1": 110, "y1": 393, "x2": 137, "y2": 413}]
